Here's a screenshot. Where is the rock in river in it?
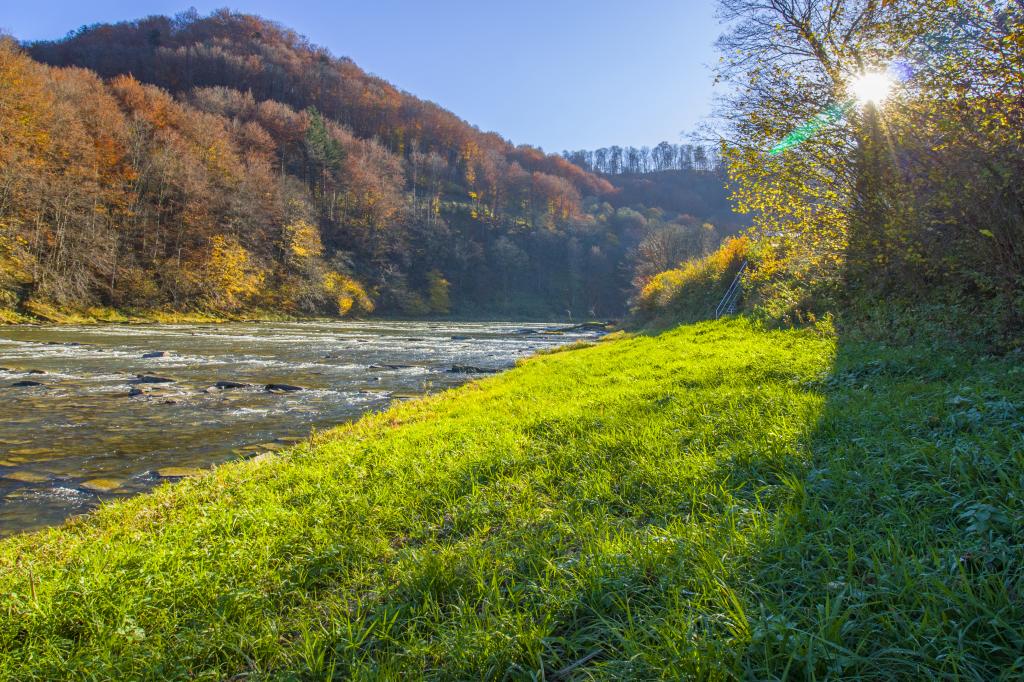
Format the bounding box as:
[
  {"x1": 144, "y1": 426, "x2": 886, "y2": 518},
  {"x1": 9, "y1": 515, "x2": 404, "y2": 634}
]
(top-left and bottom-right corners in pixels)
[
  {"x1": 129, "y1": 385, "x2": 172, "y2": 397},
  {"x1": 214, "y1": 380, "x2": 249, "y2": 389},
  {"x1": 80, "y1": 478, "x2": 125, "y2": 493},
  {"x1": 156, "y1": 467, "x2": 204, "y2": 478},
  {"x1": 142, "y1": 351, "x2": 171, "y2": 358},
  {"x1": 11, "y1": 380, "x2": 45, "y2": 387},
  {"x1": 3, "y1": 470, "x2": 50, "y2": 483},
  {"x1": 133, "y1": 374, "x2": 175, "y2": 384},
  {"x1": 265, "y1": 383, "x2": 304, "y2": 393},
  {"x1": 448, "y1": 364, "x2": 501, "y2": 374}
]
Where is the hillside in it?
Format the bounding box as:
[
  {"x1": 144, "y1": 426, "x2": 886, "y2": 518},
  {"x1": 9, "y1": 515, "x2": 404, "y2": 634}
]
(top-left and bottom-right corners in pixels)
[{"x1": 0, "y1": 11, "x2": 735, "y2": 322}]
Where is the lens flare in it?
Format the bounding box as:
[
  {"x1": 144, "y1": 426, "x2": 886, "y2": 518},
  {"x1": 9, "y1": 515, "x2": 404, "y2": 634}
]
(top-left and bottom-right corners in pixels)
[
  {"x1": 768, "y1": 71, "x2": 896, "y2": 156},
  {"x1": 768, "y1": 103, "x2": 851, "y2": 156},
  {"x1": 850, "y1": 71, "x2": 894, "y2": 107}
]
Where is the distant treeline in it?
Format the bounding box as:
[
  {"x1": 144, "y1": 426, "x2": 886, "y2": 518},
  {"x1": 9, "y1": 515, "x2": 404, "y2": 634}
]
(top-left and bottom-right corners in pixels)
[{"x1": 562, "y1": 143, "x2": 721, "y2": 175}]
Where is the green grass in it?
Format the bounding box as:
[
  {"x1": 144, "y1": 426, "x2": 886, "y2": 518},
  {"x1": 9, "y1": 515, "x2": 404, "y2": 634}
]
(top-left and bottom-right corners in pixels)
[{"x1": 0, "y1": 318, "x2": 1021, "y2": 679}]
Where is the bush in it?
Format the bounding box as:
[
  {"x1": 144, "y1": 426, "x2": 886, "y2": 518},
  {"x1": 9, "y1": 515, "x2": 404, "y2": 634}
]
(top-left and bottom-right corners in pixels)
[
  {"x1": 322, "y1": 271, "x2": 374, "y2": 317},
  {"x1": 633, "y1": 236, "x2": 748, "y2": 325}
]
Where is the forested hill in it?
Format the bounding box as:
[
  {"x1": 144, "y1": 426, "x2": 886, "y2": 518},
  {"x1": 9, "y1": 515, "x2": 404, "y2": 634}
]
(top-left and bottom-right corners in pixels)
[{"x1": 0, "y1": 10, "x2": 733, "y2": 322}]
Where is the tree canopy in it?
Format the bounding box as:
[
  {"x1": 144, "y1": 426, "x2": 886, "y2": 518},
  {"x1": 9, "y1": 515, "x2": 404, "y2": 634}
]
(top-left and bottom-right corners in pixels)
[{"x1": 718, "y1": 0, "x2": 1022, "y2": 326}]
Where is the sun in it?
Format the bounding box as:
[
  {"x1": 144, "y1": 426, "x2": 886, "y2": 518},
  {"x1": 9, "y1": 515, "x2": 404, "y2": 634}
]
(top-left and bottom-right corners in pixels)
[{"x1": 850, "y1": 71, "x2": 894, "y2": 107}]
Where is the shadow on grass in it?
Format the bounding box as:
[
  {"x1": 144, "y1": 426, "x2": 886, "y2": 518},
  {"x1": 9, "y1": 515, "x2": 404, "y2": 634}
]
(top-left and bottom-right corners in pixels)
[{"x1": 710, "y1": 318, "x2": 1024, "y2": 679}]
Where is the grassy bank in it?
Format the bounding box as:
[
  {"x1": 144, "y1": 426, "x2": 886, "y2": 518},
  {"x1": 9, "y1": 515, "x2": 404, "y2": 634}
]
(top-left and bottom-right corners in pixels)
[{"x1": 0, "y1": 318, "x2": 1021, "y2": 678}]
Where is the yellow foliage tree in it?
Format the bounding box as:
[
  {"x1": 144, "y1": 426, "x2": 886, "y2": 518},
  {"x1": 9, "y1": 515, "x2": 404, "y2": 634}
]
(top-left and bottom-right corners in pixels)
[
  {"x1": 322, "y1": 272, "x2": 374, "y2": 317},
  {"x1": 283, "y1": 219, "x2": 323, "y2": 262},
  {"x1": 198, "y1": 235, "x2": 265, "y2": 311}
]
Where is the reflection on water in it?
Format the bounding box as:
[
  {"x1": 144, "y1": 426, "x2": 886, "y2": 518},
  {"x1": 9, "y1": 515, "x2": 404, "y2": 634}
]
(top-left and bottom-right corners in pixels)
[{"x1": 0, "y1": 320, "x2": 597, "y2": 535}]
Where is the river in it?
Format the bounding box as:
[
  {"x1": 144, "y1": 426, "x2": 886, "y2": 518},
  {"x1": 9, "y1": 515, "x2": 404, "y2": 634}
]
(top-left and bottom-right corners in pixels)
[{"x1": 0, "y1": 320, "x2": 598, "y2": 536}]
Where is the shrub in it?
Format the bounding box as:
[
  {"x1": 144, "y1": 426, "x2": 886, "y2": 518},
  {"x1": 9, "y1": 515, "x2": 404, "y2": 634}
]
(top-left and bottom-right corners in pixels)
[
  {"x1": 633, "y1": 236, "x2": 748, "y2": 325},
  {"x1": 322, "y1": 272, "x2": 374, "y2": 317}
]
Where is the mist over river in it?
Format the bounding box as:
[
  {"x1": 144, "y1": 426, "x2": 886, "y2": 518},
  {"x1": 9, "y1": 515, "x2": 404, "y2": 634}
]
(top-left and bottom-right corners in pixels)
[{"x1": 0, "y1": 321, "x2": 598, "y2": 536}]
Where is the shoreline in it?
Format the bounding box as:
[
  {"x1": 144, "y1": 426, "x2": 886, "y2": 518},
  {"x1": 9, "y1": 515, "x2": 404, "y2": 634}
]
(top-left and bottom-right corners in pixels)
[{"x1": 0, "y1": 307, "x2": 610, "y2": 328}]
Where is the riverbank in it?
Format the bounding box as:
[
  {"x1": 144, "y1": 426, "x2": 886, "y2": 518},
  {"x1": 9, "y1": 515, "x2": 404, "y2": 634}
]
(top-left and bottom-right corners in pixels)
[
  {"x1": 0, "y1": 318, "x2": 1021, "y2": 678},
  {"x1": 0, "y1": 305, "x2": 614, "y2": 328},
  {"x1": 0, "y1": 303, "x2": 311, "y2": 326}
]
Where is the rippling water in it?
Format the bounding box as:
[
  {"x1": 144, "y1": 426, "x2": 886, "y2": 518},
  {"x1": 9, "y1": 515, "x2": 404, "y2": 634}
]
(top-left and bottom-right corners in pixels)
[{"x1": 0, "y1": 320, "x2": 596, "y2": 535}]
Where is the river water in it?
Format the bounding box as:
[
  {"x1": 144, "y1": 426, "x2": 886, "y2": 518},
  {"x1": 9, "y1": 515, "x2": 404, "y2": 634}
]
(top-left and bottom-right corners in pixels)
[{"x1": 0, "y1": 320, "x2": 597, "y2": 536}]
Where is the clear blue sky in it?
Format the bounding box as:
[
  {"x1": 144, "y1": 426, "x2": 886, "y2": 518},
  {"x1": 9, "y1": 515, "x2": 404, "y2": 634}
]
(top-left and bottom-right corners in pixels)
[{"x1": 0, "y1": 1, "x2": 720, "y2": 152}]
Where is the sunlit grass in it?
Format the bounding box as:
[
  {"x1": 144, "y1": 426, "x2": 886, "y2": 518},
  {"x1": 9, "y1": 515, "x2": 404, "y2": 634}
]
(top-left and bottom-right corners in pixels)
[{"x1": 0, "y1": 318, "x2": 1020, "y2": 679}]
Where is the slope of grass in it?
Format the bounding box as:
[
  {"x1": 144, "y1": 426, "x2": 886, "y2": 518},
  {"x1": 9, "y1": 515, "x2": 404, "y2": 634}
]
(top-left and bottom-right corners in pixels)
[{"x1": 0, "y1": 318, "x2": 1021, "y2": 679}]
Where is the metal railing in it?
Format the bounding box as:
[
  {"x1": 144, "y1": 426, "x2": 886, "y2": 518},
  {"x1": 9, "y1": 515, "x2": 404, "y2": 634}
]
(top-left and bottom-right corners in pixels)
[{"x1": 714, "y1": 260, "x2": 747, "y2": 319}]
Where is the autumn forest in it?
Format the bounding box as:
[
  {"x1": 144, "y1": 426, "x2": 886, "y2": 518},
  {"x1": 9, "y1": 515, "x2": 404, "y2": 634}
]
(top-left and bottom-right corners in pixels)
[{"x1": 0, "y1": 10, "x2": 734, "y2": 322}]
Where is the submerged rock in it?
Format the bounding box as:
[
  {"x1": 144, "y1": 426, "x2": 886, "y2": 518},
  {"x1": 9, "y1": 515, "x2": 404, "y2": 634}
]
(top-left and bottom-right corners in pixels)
[
  {"x1": 11, "y1": 380, "x2": 44, "y2": 387},
  {"x1": 80, "y1": 478, "x2": 125, "y2": 493},
  {"x1": 142, "y1": 351, "x2": 171, "y2": 358},
  {"x1": 450, "y1": 335, "x2": 471, "y2": 340},
  {"x1": 247, "y1": 452, "x2": 278, "y2": 465},
  {"x1": 3, "y1": 470, "x2": 50, "y2": 483},
  {"x1": 156, "y1": 467, "x2": 204, "y2": 478},
  {"x1": 214, "y1": 380, "x2": 249, "y2": 389},
  {"x1": 128, "y1": 385, "x2": 173, "y2": 398},
  {"x1": 555, "y1": 321, "x2": 615, "y2": 333},
  {"x1": 133, "y1": 374, "x2": 175, "y2": 384},
  {"x1": 265, "y1": 383, "x2": 303, "y2": 393},
  {"x1": 447, "y1": 364, "x2": 501, "y2": 374},
  {"x1": 369, "y1": 363, "x2": 413, "y2": 370}
]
